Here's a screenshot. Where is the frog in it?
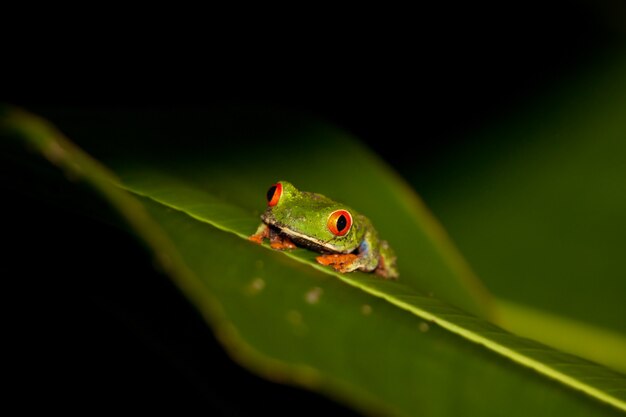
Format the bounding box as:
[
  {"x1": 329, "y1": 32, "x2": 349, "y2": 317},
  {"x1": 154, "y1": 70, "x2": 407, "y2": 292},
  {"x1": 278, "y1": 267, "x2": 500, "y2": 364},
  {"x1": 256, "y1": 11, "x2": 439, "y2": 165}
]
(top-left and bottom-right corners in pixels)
[{"x1": 249, "y1": 181, "x2": 398, "y2": 279}]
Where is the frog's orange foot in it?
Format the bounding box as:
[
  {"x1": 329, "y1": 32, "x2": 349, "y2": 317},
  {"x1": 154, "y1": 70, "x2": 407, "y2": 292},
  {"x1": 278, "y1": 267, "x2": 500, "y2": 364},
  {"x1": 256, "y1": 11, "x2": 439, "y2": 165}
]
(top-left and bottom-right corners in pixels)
[
  {"x1": 270, "y1": 234, "x2": 297, "y2": 250},
  {"x1": 316, "y1": 253, "x2": 359, "y2": 273},
  {"x1": 249, "y1": 226, "x2": 269, "y2": 244},
  {"x1": 249, "y1": 234, "x2": 264, "y2": 244}
]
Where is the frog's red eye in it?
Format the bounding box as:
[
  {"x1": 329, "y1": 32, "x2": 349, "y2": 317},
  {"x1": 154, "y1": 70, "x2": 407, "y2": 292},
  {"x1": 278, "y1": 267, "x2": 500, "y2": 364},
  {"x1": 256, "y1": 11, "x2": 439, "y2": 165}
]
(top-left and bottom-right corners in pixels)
[
  {"x1": 327, "y1": 209, "x2": 352, "y2": 236},
  {"x1": 267, "y1": 182, "x2": 282, "y2": 206}
]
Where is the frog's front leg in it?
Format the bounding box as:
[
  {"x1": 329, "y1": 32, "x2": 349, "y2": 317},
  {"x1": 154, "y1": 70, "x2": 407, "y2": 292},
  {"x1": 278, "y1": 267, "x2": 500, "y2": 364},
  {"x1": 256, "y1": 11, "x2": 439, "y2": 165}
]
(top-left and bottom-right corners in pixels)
[
  {"x1": 249, "y1": 223, "x2": 270, "y2": 244},
  {"x1": 249, "y1": 223, "x2": 296, "y2": 250},
  {"x1": 316, "y1": 230, "x2": 379, "y2": 274}
]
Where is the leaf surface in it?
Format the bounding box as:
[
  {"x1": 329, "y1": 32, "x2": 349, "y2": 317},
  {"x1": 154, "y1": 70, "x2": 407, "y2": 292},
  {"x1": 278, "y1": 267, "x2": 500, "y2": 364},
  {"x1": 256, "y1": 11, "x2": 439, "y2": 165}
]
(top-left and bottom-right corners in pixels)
[
  {"x1": 3, "y1": 107, "x2": 625, "y2": 416},
  {"x1": 413, "y1": 52, "x2": 626, "y2": 372}
]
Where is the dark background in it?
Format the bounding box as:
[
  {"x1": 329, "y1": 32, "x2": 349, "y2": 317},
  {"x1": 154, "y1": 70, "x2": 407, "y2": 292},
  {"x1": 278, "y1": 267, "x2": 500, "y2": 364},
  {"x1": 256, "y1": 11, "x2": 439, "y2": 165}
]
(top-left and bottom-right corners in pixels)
[{"x1": 5, "y1": 1, "x2": 625, "y2": 415}]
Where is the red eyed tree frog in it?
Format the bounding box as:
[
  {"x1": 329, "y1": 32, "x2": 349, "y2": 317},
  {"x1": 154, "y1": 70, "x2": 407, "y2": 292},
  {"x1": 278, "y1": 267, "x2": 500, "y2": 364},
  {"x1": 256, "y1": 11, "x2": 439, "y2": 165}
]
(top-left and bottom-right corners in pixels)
[{"x1": 250, "y1": 181, "x2": 398, "y2": 279}]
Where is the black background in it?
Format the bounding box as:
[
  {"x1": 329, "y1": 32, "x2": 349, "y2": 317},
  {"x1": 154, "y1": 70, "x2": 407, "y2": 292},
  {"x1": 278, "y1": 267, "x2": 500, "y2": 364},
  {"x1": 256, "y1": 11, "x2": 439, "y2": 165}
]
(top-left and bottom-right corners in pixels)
[{"x1": 5, "y1": 2, "x2": 625, "y2": 415}]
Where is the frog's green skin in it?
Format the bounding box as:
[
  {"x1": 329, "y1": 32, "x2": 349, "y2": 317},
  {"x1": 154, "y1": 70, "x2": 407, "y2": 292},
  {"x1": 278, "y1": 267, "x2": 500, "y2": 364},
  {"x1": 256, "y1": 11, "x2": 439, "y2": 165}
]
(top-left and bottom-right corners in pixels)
[{"x1": 251, "y1": 181, "x2": 398, "y2": 279}]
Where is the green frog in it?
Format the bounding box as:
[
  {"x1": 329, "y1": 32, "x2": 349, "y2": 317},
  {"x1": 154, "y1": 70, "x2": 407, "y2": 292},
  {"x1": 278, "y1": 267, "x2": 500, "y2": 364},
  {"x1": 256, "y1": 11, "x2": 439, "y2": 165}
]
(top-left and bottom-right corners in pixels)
[{"x1": 250, "y1": 181, "x2": 398, "y2": 279}]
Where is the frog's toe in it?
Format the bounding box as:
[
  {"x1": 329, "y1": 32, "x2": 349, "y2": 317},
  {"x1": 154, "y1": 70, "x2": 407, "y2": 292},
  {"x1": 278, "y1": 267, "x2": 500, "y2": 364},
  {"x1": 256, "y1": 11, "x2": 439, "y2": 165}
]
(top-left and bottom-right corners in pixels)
[
  {"x1": 316, "y1": 253, "x2": 359, "y2": 273},
  {"x1": 270, "y1": 234, "x2": 297, "y2": 250},
  {"x1": 249, "y1": 223, "x2": 270, "y2": 244},
  {"x1": 249, "y1": 234, "x2": 264, "y2": 244}
]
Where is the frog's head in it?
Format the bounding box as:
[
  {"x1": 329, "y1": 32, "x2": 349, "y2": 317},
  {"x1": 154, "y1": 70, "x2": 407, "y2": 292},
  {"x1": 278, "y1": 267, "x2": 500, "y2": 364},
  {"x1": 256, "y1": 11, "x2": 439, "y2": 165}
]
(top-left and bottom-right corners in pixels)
[{"x1": 261, "y1": 181, "x2": 360, "y2": 253}]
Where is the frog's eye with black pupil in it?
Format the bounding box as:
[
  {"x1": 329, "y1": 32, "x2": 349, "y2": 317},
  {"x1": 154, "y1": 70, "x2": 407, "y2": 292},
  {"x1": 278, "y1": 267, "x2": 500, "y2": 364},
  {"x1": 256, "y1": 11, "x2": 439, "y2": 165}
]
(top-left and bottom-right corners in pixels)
[
  {"x1": 267, "y1": 182, "x2": 282, "y2": 206},
  {"x1": 327, "y1": 209, "x2": 352, "y2": 236}
]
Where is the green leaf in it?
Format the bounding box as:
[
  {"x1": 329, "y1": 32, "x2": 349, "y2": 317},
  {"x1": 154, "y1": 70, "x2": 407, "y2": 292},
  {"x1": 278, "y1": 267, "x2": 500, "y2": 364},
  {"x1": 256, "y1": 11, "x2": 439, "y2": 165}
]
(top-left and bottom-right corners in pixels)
[
  {"x1": 414, "y1": 51, "x2": 626, "y2": 373},
  {"x1": 3, "y1": 107, "x2": 626, "y2": 416}
]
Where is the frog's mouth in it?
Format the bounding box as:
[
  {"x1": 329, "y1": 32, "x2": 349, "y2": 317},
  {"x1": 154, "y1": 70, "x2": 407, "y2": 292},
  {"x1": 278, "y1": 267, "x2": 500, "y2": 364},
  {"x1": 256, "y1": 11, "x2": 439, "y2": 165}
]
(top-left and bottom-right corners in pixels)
[{"x1": 278, "y1": 226, "x2": 348, "y2": 253}]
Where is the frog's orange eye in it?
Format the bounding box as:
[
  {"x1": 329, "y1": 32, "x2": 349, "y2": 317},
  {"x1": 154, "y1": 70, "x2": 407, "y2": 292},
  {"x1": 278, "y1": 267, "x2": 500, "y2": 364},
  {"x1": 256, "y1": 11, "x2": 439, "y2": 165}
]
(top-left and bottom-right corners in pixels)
[
  {"x1": 267, "y1": 182, "x2": 282, "y2": 206},
  {"x1": 327, "y1": 209, "x2": 352, "y2": 236}
]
